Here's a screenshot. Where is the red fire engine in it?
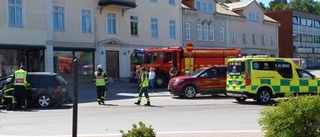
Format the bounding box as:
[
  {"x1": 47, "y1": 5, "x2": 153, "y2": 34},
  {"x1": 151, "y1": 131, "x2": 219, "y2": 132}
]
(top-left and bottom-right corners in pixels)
[{"x1": 129, "y1": 44, "x2": 242, "y2": 88}]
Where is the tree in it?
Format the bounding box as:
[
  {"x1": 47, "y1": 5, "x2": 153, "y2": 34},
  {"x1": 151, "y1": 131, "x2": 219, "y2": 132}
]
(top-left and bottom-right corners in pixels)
[
  {"x1": 259, "y1": 2, "x2": 267, "y2": 11},
  {"x1": 223, "y1": 0, "x2": 232, "y2": 3},
  {"x1": 289, "y1": 0, "x2": 319, "y2": 13}
]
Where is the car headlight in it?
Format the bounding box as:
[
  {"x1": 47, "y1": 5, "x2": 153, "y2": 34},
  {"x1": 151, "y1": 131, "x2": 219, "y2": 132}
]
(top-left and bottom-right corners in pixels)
[{"x1": 173, "y1": 79, "x2": 184, "y2": 85}]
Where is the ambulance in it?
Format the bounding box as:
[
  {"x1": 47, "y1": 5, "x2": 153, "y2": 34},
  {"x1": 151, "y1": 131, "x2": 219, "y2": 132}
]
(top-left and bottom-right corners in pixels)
[{"x1": 226, "y1": 56, "x2": 320, "y2": 104}]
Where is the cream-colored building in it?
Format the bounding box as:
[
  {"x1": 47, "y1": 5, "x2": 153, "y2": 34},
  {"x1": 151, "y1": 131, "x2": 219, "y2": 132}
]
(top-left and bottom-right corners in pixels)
[{"x1": 220, "y1": 0, "x2": 280, "y2": 57}]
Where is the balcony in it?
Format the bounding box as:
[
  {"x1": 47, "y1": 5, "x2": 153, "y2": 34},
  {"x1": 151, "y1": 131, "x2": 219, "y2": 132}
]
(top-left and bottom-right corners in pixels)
[{"x1": 98, "y1": 0, "x2": 137, "y2": 15}]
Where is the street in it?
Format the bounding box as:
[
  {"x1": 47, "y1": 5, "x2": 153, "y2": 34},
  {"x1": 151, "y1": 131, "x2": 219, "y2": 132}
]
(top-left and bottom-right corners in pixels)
[{"x1": 0, "y1": 70, "x2": 319, "y2": 137}]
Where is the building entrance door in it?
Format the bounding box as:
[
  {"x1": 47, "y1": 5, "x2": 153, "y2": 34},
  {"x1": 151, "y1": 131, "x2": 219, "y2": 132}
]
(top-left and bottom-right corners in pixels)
[{"x1": 105, "y1": 51, "x2": 119, "y2": 78}]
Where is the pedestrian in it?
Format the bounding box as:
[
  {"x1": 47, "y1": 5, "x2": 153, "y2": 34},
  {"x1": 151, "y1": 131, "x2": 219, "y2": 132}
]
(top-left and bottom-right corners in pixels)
[
  {"x1": 134, "y1": 67, "x2": 151, "y2": 106},
  {"x1": 1, "y1": 78, "x2": 14, "y2": 111},
  {"x1": 136, "y1": 66, "x2": 141, "y2": 92},
  {"x1": 12, "y1": 66, "x2": 29, "y2": 110},
  {"x1": 93, "y1": 65, "x2": 108, "y2": 105},
  {"x1": 169, "y1": 64, "x2": 177, "y2": 79},
  {"x1": 148, "y1": 67, "x2": 155, "y2": 92}
]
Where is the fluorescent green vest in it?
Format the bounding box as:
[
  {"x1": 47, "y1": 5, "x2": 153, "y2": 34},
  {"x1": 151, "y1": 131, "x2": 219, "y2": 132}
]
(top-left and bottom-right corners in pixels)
[
  {"x1": 14, "y1": 69, "x2": 27, "y2": 86},
  {"x1": 94, "y1": 71, "x2": 106, "y2": 86},
  {"x1": 140, "y1": 72, "x2": 149, "y2": 87}
]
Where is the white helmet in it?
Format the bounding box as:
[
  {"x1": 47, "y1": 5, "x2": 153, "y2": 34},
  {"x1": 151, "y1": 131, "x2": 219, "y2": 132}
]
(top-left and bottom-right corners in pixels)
[{"x1": 97, "y1": 65, "x2": 102, "y2": 70}]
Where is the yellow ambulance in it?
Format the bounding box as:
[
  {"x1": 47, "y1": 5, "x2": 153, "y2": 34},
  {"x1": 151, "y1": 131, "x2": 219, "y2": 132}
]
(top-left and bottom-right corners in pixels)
[{"x1": 226, "y1": 56, "x2": 320, "y2": 104}]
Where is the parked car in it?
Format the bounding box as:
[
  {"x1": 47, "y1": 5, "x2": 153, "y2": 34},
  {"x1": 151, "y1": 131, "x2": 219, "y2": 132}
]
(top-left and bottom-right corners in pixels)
[
  {"x1": 168, "y1": 65, "x2": 227, "y2": 98},
  {"x1": 0, "y1": 72, "x2": 71, "y2": 108}
]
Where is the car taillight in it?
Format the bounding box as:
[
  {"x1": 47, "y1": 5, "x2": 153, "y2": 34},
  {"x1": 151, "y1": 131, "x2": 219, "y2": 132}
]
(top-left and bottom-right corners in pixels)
[
  {"x1": 55, "y1": 86, "x2": 61, "y2": 93},
  {"x1": 245, "y1": 72, "x2": 251, "y2": 86}
]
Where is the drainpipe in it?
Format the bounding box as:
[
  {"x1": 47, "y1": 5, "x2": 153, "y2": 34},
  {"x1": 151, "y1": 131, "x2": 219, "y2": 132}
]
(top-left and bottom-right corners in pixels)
[
  {"x1": 227, "y1": 16, "x2": 231, "y2": 48},
  {"x1": 94, "y1": 6, "x2": 99, "y2": 65}
]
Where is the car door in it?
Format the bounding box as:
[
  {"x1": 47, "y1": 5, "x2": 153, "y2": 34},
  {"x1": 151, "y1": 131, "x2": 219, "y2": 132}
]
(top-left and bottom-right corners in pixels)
[
  {"x1": 197, "y1": 68, "x2": 221, "y2": 94},
  {"x1": 298, "y1": 69, "x2": 318, "y2": 93}
]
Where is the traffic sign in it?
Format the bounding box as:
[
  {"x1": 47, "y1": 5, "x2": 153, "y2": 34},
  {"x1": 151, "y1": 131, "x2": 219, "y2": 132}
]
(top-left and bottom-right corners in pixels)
[{"x1": 186, "y1": 43, "x2": 194, "y2": 52}]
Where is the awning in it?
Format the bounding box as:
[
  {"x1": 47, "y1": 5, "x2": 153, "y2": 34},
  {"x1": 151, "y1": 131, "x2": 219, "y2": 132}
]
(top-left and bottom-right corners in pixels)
[
  {"x1": 53, "y1": 46, "x2": 95, "y2": 51},
  {"x1": 0, "y1": 44, "x2": 46, "y2": 50}
]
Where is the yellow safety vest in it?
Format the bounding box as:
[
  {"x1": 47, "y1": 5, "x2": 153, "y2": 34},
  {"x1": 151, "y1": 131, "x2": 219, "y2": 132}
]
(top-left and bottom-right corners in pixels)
[
  {"x1": 94, "y1": 71, "x2": 106, "y2": 86},
  {"x1": 140, "y1": 72, "x2": 149, "y2": 87},
  {"x1": 14, "y1": 69, "x2": 27, "y2": 86}
]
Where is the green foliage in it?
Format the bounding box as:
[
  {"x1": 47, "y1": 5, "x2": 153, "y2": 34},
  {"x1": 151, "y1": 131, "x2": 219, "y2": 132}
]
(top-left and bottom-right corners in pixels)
[
  {"x1": 259, "y1": 94, "x2": 320, "y2": 137},
  {"x1": 267, "y1": 0, "x2": 320, "y2": 14},
  {"x1": 223, "y1": 0, "x2": 232, "y2": 3},
  {"x1": 119, "y1": 121, "x2": 156, "y2": 137}
]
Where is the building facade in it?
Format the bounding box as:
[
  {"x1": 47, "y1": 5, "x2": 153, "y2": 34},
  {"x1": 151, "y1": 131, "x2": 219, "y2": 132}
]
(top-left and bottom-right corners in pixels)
[{"x1": 266, "y1": 9, "x2": 320, "y2": 68}]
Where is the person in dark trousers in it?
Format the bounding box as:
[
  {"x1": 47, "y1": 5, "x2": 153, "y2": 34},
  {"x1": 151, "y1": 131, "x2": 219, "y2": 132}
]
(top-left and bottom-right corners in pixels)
[
  {"x1": 13, "y1": 66, "x2": 29, "y2": 110},
  {"x1": 169, "y1": 64, "x2": 177, "y2": 79},
  {"x1": 1, "y1": 78, "x2": 14, "y2": 111},
  {"x1": 134, "y1": 67, "x2": 151, "y2": 106},
  {"x1": 93, "y1": 65, "x2": 108, "y2": 105}
]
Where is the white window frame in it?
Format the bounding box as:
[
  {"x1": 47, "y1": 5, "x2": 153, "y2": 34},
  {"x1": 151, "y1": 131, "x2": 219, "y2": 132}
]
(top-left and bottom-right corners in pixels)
[
  {"x1": 242, "y1": 33, "x2": 246, "y2": 44},
  {"x1": 151, "y1": 18, "x2": 158, "y2": 38},
  {"x1": 208, "y1": 2, "x2": 213, "y2": 13},
  {"x1": 219, "y1": 27, "x2": 224, "y2": 42},
  {"x1": 196, "y1": 1, "x2": 201, "y2": 11},
  {"x1": 202, "y1": 2, "x2": 207, "y2": 12},
  {"x1": 151, "y1": 0, "x2": 157, "y2": 3},
  {"x1": 203, "y1": 25, "x2": 208, "y2": 41},
  {"x1": 130, "y1": 15, "x2": 139, "y2": 36},
  {"x1": 53, "y1": 4, "x2": 66, "y2": 31},
  {"x1": 209, "y1": 26, "x2": 214, "y2": 41},
  {"x1": 252, "y1": 34, "x2": 256, "y2": 44},
  {"x1": 8, "y1": 0, "x2": 24, "y2": 28},
  {"x1": 261, "y1": 35, "x2": 265, "y2": 45},
  {"x1": 271, "y1": 36, "x2": 275, "y2": 46},
  {"x1": 169, "y1": 0, "x2": 175, "y2": 5},
  {"x1": 169, "y1": 20, "x2": 176, "y2": 39},
  {"x1": 231, "y1": 32, "x2": 236, "y2": 43},
  {"x1": 80, "y1": 9, "x2": 92, "y2": 33},
  {"x1": 185, "y1": 23, "x2": 190, "y2": 40},
  {"x1": 107, "y1": 12, "x2": 117, "y2": 35},
  {"x1": 197, "y1": 24, "x2": 202, "y2": 40}
]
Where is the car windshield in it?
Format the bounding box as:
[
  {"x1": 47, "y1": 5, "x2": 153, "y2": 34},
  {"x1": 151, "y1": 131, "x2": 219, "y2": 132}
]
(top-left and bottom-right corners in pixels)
[
  {"x1": 191, "y1": 69, "x2": 206, "y2": 77},
  {"x1": 56, "y1": 75, "x2": 67, "y2": 84},
  {"x1": 130, "y1": 51, "x2": 145, "y2": 65}
]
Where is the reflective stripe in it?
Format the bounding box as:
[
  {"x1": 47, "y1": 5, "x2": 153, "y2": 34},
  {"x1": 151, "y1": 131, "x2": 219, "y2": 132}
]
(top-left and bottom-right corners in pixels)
[
  {"x1": 14, "y1": 70, "x2": 27, "y2": 86},
  {"x1": 141, "y1": 72, "x2": 149, "y2": 87},
  {"x1": 95, "y1": 72, "x2": 106, "y2": 86}
]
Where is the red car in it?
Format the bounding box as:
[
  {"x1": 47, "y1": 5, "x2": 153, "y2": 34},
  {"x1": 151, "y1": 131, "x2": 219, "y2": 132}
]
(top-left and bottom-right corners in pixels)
[{"x1": 168, "y1": 65, "x2": 227, "y2": 98}]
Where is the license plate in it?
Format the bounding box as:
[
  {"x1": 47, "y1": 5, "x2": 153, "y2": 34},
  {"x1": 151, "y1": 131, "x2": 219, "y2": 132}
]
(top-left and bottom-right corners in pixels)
[{"x1": 232, "y1": 81, "x2": 238, "y2": 84}]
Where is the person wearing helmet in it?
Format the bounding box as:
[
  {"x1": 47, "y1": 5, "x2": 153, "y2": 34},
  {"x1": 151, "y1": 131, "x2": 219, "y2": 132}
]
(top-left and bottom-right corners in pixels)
[
  {"x1": 93, "y1": 65, "x2": 108, "y2": 105},
  {"x1": 1, "y1": 78, "x2": 14, "y2": 111},
  {"x1": 12, "y1": 65, "x2": 29, "y2": 110},
  {"x1": 134, "y1": 67, "x2": 151, "y2": 106}
]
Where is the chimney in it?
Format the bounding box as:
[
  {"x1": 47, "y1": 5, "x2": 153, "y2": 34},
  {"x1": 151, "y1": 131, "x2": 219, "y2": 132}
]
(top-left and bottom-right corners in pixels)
[{"x1": 232, "y1": 0, "x2": 240, "y2": 2}]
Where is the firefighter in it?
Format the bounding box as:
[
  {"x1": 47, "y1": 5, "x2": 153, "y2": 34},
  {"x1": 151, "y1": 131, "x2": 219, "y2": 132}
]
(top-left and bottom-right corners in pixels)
[
  {"x1": 169, "y1": 64, "x2": 177, "y2": 79},
  {"x1": 93, "y1": 65, "x2": 108, "y2": 105},
  {"x1": 13, "y1": 66, "x2": 29, "y2": 110},
  {"x1": 1, "y1": 78, "x2": 14, "y2": 111},
  {"x1": 134, "y1": 67, "x2": 151, "y2": 106}
]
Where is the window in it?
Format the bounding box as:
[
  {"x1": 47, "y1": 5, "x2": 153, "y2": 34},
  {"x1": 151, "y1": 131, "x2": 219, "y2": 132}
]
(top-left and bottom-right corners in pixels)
[
  {"x1": 130, "y1": 16, "x2": 138, "y2": 36},
  {"x1": 271, "y1": 36, "x2": 275, "y2": 45},
  {"x1": 203, "y1": 25, "x2": 208, "y2": 41},
  {"x1": 202, "y1": 2, "x2": 207, "y2": 12},
  {"x1": 307, "y1": 35, "x2": 313, "y2": 43},
  {"x1": 107, "y1": 13, "x2": 117, "y2": 34},
  {"x1": 315, "y1": 20, "x2": 320, "y2": 28},
  {"x1": 301, "y1": 18, "x2": 307, "y2": 26},
  {"x1": 231, "y1": 32, "x2": 235, "y2": 43},
  {"x1": 252, "y1": 62, "x2": 292, "y2": 79},
  {"x1": 185, "y1": 23, "x2": 190, "y2": 40},
  {"x1": 270, "y1": 54, "x2": 275, "y2": 57},
  {"x1": 151, "y1": 0, "x2": 157, "y2": 2},
  {"x1": 197, "y1": 24, "x2": 202, "y2": 40},
  {"x1": 8, "y1": 0, "x2": 23, "y2": 27},
  {"x1": 293, "y1": 33, "x2": 300, "y2": 42},
  {"x1": 81, "y1": 9, "x2": 91, "y2": 33},
  {"x1": 208, "y1": 2, "x2": 213, "y2": 13},
  {"x1": 252, "y1": 34, "x2": 256, "y2": 44},
  {"x1": 169, "y1": 0, "x2": 175, "y2": 5},
  {"x1": 315, "y1": 36, "x2": 320, "y2": 43},
  {"x1": 53, "y1": 5, "x2": 65, "y2": 31},
  {"x1": 169, "y1": 20, "x2": 176, "y2": 39},
  {"x1": 219, "y1": 27, "x2": 224, "y2": 42},
  {"x1": 196, "y1": 1, "x2": 201, "y2": 11},
  {"x1": 147, "y1": 52, "x2": 158, "y2": 63},
  {"x1": 292, "y1": 16, "x2": 299, "y2": 25},
  {"x1": 261, "y1": 35, "x2": 265, "y2": 45},
  {"x1": 248, "y1": 12, "x2": 258, "y2": 22},
  {"x1": 151, "y1": 18, "x2": 158, "y2": 38},
  {"x1": 307, "y1": 19, "x2": 313, "y2": 27},
  {"x1": 209, "y1": 26, "x2": 214, "y2": 41},
  {"x1": 242, "y1": 33, "x2": 247, "y2": 44},
  {"x1": 301, "y1": 34, "x2": 307, "y2": 42}
]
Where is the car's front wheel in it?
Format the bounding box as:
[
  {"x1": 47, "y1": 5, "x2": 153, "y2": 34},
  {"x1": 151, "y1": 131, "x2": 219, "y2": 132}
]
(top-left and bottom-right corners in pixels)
[
  {"x1": 183, "y1": 85, "x2": 197, "y2": 99},
  {"x1": 257, "y1": 88, "x2": 272, "y2": 105},
  {"x1": 37, "y1": 94, "x2": 52, "y2": 108}
]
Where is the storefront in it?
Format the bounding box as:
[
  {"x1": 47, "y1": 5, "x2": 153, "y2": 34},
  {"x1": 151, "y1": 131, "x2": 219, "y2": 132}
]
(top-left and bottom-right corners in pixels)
[
  {"x1": 0, "y1": 44, "x2": 45, "y2": 77},
  {"x1": 294, "y1": 47, "x2": 320, "y2": 69}
]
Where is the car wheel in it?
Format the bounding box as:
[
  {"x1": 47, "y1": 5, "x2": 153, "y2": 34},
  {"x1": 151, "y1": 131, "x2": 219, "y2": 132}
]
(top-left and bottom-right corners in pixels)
[
  {"x1": 154, "y1": 74, "x2": 166, "y2": 88},
  {"x1": 183, "y1": 85, "x2": 197, "y2": 99},
  {"x1": 37, "y1": 94, "x2": 52, "y2": 108},
  {"x1": 234, "y1": 97, "x2": 247, "y2": 102},
  {"x1": 257, "y1": 88, "x2": 271, "y2": 105}
]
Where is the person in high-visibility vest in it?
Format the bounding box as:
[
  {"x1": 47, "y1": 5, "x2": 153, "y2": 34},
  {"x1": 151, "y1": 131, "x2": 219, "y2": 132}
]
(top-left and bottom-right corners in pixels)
[
  {"x1": 134, "y1": 67, "x2": 151, "y2": 106},
  {"x1": 13, "y1": 66, "x2": 29, "y2": 110},
  {"x1": 1, "y1": 78, "x2": 14, "y2": 111},
  {"x1": 93, "y1": 65, "x2": 108, "y2": 105}
]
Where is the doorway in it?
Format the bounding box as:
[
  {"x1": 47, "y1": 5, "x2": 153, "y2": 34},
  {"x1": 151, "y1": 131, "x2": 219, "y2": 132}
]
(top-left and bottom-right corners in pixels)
[{"x1": 105, "y1": 51, "x2": 119, "y2": 78}]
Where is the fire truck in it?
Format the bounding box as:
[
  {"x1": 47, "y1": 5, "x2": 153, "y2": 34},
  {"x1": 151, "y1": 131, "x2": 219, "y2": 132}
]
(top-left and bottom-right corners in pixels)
[{"x1": 129, "y1": 45, "x2": 242, "y2": 88}]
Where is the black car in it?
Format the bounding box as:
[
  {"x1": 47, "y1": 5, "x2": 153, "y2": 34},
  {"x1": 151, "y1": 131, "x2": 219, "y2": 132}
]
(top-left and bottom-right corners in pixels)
[{"x1": 0, "y1": 72, "x2": 71, "y2": 108}]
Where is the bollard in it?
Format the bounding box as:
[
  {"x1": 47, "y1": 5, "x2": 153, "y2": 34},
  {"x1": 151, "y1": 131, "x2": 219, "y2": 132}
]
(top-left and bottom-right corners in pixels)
[{"x1": 72, "y1": 59, "x2": 79, "y2": 137}]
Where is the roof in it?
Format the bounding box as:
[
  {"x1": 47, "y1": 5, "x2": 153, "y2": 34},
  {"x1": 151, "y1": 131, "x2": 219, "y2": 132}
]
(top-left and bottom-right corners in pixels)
[
  {"x1": 225, "y1": 0, "x2": 254, "y2": 11},
  {"x1": 216, "y1": 3, "x2": 243, "y2": 17}
]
